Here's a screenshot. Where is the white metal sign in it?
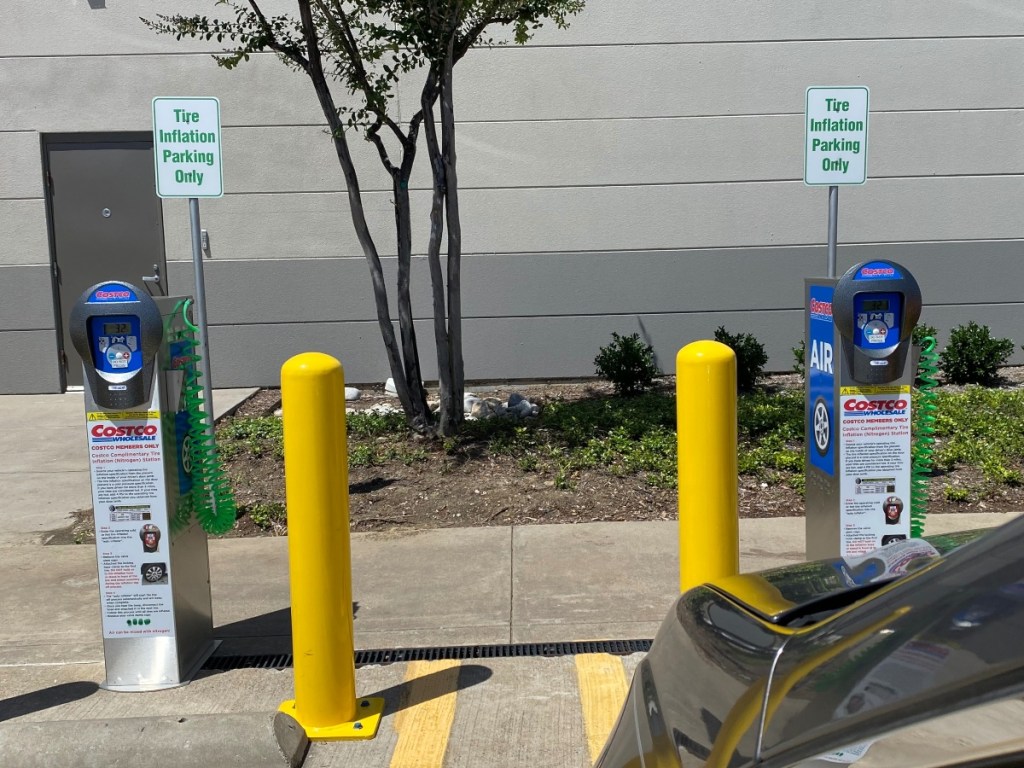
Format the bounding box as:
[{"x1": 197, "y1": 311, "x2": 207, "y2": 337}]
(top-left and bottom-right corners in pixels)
[
  {"x1": 804, "y1": 86, "x2": 869, "y2": 186},
  {"x1": 88, "y1": 408, "x2": 175, "y2": 638},
  {"x1": 838, "y1": 385, "x2": 912, "y2": 556},
  {"x1": 152, "y1": 97, "x2": 224, "y2": 198}
]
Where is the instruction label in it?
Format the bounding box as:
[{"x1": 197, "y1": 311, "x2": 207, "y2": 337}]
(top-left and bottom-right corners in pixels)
[
  {"x1": 838, "y1": 386, "x2": 911, "y2": 556},
  {"x1": 88, "y1": 409, "x2": 174, "y2": 638}
]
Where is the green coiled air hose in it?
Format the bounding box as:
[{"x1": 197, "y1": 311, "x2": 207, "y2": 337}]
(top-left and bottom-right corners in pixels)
[
  {"x1": 911, "y1": 336, "x2": 939, "y2": 537},
  {"x1": 167, "y1": 299, "x2": 237, "y2": 535}
]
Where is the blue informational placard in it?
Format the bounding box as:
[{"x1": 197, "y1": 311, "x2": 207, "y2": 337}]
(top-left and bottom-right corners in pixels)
[{"x1": 808, "y1": 285, "x2": 835, "y2": 476}]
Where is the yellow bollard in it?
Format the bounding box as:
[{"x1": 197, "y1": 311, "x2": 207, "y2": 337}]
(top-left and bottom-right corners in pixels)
[
  {"x1": 277, "y1": 353, "x2": 383, "y2": 740},
  {"x1": 677, "y1": 341, "x2": 739, "y2": 593}
]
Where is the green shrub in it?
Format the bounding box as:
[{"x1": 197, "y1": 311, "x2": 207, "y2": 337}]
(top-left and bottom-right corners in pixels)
[
  {"x1": 791, "y1": 340, "x2": 806, "y2": 378},
  {"x1": 594, "y1": 332, "x2": 659, "y2": 396},
  {"x1": 912, "y1": 322, "x2": 938, "y2": 347},
  {"x1": 714, "y1": 326, "x2": 768, "y2": 392},
  {"x1": 939, "y1": 321, "x2": 1014, "y2": 386}
]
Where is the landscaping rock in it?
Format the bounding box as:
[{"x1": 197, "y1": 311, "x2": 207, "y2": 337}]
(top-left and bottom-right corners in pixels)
[
  {"x1": 515, "y1": 400, "x2": 534, "y2": 418},
  {"x1": 384, "y1": 378, "x2": 398, "y2": 396},
  {"x1": 345, "y1": 387, "x2": 361, "y2": 401}
]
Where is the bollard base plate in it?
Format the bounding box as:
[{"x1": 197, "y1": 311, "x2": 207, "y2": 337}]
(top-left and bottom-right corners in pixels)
[{"x1": 278, "y1": 696, "x2": 385, "y2": 741}]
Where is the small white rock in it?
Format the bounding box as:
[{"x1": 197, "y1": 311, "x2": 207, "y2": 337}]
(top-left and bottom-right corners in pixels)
[
  {"x1": 345, "y1": 387, "x2": 361, "y2": 401},
  {"x1": 384, "y1": 378, "x2": 398, "y2": 396},
  {"x1": 464, "y1": 395, "x2": 483, "y2": 413},
  {"x1": 516, "y1": 400, "x2": 534, "y2": 418},
  {"x1": 470, "y1": 401, "x2": 492, "y2": 418},
  {"x1": 507, "y1": 392, "x2": 526, "y2": 408},
  {"x1": 274, "y1": 408, "x2": 283, "y2": 417}
]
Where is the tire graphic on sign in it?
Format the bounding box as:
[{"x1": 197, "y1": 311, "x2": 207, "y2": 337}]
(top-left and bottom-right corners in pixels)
[
  {"x1": 813, "y1": 397, "x2": 831, "y2": 456},
  {"x1": 181, "y1": 433, "x2": 193, "y2": 475}
]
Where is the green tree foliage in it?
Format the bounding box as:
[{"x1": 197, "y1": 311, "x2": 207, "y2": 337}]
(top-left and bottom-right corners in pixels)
[{"x1": 145, "y1": 0, "x2": 585, "y2": 436}]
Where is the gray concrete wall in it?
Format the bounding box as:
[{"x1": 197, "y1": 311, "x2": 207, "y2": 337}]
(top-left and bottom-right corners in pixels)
[{"x1": 1, "y1": 1, "x2": 1022, "y2": 391}]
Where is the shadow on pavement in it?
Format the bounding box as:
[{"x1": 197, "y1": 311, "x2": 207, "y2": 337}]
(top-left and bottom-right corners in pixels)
[
  {"x1": 368, "y1": 664, "x2": 493, "y2": 715},
  {"x1": 0, "y1": 681, "x2": 99, "y2": 722}
]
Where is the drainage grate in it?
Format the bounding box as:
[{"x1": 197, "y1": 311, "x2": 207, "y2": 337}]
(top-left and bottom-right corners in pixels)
[{"x1": 202, "y1": 639, "x2": 652, "y2": 672}]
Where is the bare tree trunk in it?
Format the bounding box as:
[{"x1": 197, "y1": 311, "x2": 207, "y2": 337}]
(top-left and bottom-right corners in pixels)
[
  {"x1": 294, "y1": 0, "x2": 422, "y2": 423},
  {"x1": 421, "y1": 74, "x2": 456, "y2": 435},
  {"x1": 393, "y1": 172, "x2": 431, "y2": 431},
  {"x1": 440, "y1": 46, "x2": 465, "y2": 434}
]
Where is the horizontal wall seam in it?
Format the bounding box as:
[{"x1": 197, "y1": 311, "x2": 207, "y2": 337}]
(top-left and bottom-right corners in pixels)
[
  {"x1": 160, "y1": 237, "x2": 1024, "y2": 264},
  {"x1": 7, "y1": 108, "x2": 1013, "y2": 133},
  {"x1": 4, "y1": 35, "x2": 1023, "y2": 60},
  {"x1": 204, "y1": 309, "x2": 804, "y2": 326},
  {"x1": 188, "y1": 107, "x2": 1024, "y2": 129},
  {"x1": 211, "y1": 174, "x2": 1024, "y2": 198},
  {"x1": 214, "y1": 172, "x2": 1024, "y2": 196},
  {"x1": 197, "y1": 301, "x2": 1024, "y2": 327}
]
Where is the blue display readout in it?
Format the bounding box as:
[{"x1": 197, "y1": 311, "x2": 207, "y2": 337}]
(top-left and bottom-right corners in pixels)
[
  {"x1": 89, "y1": 314, "x2": 143, "y2": 375},
  {"x1": 853, "y1": 292, "x2": 902, "y2": 349}
]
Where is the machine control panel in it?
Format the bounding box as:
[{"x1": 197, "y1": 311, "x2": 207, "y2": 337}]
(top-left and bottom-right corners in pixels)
[
  {"x1": 69, "y1": 282, "x2": 163, "y2": 409},
  {"x1": 853, "y1": 292, "x2": 902, "y2": 351},
  {"x1": 833, "y1": 261, "x2": 921, "y2": 385},
  {"x1": 92, "y1": 315, "x2": 143, "y2": 374}
]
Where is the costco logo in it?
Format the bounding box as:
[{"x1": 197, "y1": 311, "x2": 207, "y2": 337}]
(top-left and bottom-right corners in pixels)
[
  {"x1": 860, "y1": 266, "x2": 895, "y2": 278},
  {"x1": 91, "y1": 423, "x2": 159, "y2": 442},
  {"x1": 810, "y1": 298, "x2": 833, "y2": 322},
  {"x1": 94, "y1": 289, "x2": 131, "y2": 300},
  {"x1": 844, "y1": 398, "x2": 908, "y2": 414}
]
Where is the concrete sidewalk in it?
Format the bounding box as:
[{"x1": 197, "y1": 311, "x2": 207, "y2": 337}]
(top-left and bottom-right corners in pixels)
[
  {"x1": 0, "y1": 389, "x2": 256, "y2": 547},
  {"x1": 1, "y1": 514, "x2": 1017, "y2": 767},
  {"x1": 0, "y1": 389, "x2": 1020, "y2": 767}
]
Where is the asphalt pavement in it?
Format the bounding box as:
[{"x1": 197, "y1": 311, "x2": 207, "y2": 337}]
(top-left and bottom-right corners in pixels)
[{"x1": 0, "y1": 391, "x2": 1018, "y2": 767}]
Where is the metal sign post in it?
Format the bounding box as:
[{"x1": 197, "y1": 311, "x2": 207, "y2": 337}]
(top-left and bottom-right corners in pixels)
[
  {"x1": 805, "y1": 86, "x2": 869, "y2": 277},
  {"x1": 152, "y1": 96, "x2": 223, "y2": 418}
]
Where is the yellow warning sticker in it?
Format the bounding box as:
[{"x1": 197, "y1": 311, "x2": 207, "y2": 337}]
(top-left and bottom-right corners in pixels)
[
  {"x1": 87, "y1": 411, "x2": 159, "y2": 421},
  {"x1": 839, "y1": 385, "x2": 911, "y2": 396}
]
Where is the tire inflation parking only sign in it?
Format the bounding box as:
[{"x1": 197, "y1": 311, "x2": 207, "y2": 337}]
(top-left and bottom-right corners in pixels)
[{"x1": 805, "y1": 86, "x2": 869, "y2": 186}]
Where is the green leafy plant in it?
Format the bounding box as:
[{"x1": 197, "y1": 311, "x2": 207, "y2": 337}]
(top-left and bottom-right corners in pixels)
[
  {"x1": 943, "y1": 485, "x2": 970, "y2": 503},
  {"x1": 939, "y1": 321, "x2": 1014, "y2": 386},
  {"x1": 594, "y1": 333, "x2": 660, "y2": 396},
  {"x1": 217, "y1": 416, "x2": 283, "y2": 458},
  {"x1": 792, "y1": 340, "x2": 806, "y2": 378},
  {"x1": 912, "y1": 322, "x2": 938, "y2": 346},
  {"x1": 247, "y1": 502, "x2": 287, "y2": 531},
  {"x1": 714, "y1": 326, "x2": 768, "y2": 392},
  {"x1": 347, "y1": 410, "x2": 407, "y2": 438}
]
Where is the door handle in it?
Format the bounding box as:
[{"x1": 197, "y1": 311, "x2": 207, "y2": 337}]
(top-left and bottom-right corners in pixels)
[{"x1": 141, "y1": 264, "x2": 164, "y2": 296}]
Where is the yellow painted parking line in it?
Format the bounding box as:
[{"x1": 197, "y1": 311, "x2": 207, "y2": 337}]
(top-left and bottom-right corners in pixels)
[
  {"x1": 390, "y1": 659, "x2": 461, "y2": 768},
  {"x1": 576, "y1": 653, "x2": 630, "y2": 764}
]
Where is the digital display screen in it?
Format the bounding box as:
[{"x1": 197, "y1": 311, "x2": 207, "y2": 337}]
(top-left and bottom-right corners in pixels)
[
  {"x1": 861, "y1": 299, "x2": 889, "y2": 311},
  {"x1": 103, "y1": 322, "x2": 132, "y2": 335}
]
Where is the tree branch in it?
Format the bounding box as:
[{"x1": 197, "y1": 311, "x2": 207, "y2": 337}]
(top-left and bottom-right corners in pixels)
[{"x1": 245, "y1": 0, "x2": 310, "y2": 71}]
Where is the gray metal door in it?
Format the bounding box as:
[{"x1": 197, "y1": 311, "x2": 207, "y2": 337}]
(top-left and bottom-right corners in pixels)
[{"x1": 45, "y1": 135, "x2": 167, "y2": 388}]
